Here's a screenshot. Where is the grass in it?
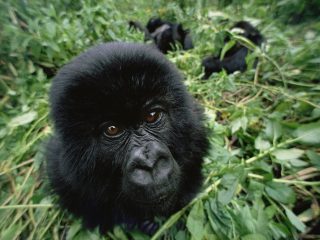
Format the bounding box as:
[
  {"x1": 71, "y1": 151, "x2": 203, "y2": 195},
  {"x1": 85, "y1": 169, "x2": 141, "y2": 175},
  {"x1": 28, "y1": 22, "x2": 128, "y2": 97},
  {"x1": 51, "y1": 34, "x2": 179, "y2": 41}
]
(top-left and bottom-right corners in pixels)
[{"x1": 0, "y1": 0, "x2": 319, "y2": 239}]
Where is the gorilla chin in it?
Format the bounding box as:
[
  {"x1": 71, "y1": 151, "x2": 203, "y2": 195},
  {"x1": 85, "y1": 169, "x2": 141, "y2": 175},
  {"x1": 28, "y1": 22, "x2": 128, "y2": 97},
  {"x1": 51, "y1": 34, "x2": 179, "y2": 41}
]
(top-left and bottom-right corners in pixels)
[{"x1": 46, "y1": 42, "x2": 209, "y2": 233}]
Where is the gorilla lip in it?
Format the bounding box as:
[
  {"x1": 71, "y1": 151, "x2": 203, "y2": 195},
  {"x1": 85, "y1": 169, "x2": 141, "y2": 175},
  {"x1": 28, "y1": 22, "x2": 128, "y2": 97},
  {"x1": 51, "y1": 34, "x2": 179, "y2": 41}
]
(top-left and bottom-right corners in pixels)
[{"x1": 131, "y1": 193, "x2": 173, "y2": 206}]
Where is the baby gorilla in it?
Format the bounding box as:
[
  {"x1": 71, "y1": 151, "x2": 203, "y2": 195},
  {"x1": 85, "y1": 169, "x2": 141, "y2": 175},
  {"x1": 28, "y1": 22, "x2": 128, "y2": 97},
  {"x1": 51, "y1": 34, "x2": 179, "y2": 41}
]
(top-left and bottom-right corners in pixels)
[
  {"x1": 46, "y1": 43, "x2": 209, "y2": 233},
  {"x1": 202, "y1": 21, "x2": 264, "y2": 79},
  {"x1": 129, "y1": 17, "x2": 193, "y2": 54}
]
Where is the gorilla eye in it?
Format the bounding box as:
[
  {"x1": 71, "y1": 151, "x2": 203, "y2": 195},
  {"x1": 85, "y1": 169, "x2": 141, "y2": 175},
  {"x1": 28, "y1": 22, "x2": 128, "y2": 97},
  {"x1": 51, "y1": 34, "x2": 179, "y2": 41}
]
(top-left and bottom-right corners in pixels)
[
  {"x1": 145, "y1": 110, "x2": 162, "y2": 123},
  {"x1": 103, "y1": 124, "x2": 122, "y2": 137}
]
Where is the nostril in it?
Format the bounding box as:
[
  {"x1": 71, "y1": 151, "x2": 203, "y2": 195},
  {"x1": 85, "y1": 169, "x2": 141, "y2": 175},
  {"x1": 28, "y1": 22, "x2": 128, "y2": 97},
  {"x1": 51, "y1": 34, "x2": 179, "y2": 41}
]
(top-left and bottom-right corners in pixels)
[
  {"x1": 153, "y1": 157, "x2": 173, "y2": 180},
  {"x1": 156, "y1": 157, "x2": 171, "y2": 171}
]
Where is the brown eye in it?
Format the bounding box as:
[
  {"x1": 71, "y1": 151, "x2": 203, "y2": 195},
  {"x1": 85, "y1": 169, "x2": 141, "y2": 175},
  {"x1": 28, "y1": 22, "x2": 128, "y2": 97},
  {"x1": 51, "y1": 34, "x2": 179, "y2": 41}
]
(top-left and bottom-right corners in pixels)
[
  {"x1": 145, "y1": 111, "x2": 162, "y2": 123},
  {"x1": 105, "y1": 125, "x2": 121, "y2": 136}
]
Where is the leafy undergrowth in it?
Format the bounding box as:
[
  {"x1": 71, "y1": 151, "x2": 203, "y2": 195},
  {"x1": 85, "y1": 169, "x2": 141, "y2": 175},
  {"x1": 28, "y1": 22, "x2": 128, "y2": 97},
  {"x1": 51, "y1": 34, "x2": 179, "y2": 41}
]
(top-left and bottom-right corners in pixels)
[{"x1": 0, "y1": 0, "x2": 319, "y2": 239}]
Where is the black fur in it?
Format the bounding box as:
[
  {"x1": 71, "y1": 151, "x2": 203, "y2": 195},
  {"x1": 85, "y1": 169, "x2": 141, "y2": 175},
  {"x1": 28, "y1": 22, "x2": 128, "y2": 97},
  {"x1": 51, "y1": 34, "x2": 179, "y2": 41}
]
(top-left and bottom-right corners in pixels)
[
  {"x1": 202, "y1": 21, "x2": 264, "y2": 79},
  {"x1": 46, "y1": 42, "x2": 209, "y2": 233},
  {"x1": 129, "y1": 17, "x2": 193, "y2": 54}
]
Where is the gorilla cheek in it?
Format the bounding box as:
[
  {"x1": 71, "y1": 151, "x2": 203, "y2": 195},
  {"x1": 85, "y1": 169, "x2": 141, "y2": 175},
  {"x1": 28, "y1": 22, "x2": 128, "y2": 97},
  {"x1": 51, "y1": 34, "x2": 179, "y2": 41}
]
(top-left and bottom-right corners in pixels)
[{"x1": 121, "y1": 141, "x2": 181, "y2": 205}]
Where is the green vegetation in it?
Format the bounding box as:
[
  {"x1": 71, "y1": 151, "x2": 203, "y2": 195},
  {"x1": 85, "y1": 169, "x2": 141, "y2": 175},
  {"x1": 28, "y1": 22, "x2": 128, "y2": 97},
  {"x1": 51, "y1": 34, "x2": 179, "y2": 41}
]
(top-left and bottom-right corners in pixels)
[{"x1": 1, "y1": 0, "x2": 319, "y2": 239}]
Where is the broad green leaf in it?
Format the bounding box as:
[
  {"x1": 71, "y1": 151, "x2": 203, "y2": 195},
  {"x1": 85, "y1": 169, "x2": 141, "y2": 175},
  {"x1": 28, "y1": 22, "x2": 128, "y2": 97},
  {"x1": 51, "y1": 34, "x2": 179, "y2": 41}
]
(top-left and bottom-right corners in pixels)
[
  {"x1": 298, "y1": 208, "x2": 314, "y2": 222},
  {"x1": 295, "y1": 121, "x2": 320, "y2": 146},
  {"x1": 272, "y1": 148, "x2": 304, "y2": 161},
  {"x1": 130, "y1": 230, "x2": 149, "y2": 240},
  {"x1": 311, "y1": 108, "x2": 320, "y2": 118},
  {"x1": 269, "y1": 222, "x2": 290, "y2": 239},
  {"x1": 265, "y1": 205, "x2": 277, "y2": 220},
  {"x1": 207, "y1": 200, "x2": 233, "y2": 239},
  {"x1": 289, "y1": 159, "x2": 308, "y2": 167},
  {"x1": 265, "y1": 182, "x2": 296, "y2": 204},
  {"x1": 255, "y1": 136, "x2": 271, "y2": 151},
  {"x1": 241, "y1": 233, "x2": 267, "y2": 240},
  {"x1": 73, "y1": 229, "x2": 100, "y2": 240},
  {"x1": 265, "y1": 119, "x2": 282, "y2": 142},
  {"x1": 220, "y1": 39, "x2": 236, "y2": 60},
  {"x1": 218, "y1": 173, "x2": 239, "y2": 204},
  {"x1": 203, "y1": 223, "x2": 218, "y2": 240},
  {"x1": 231, "y1": 116, "x2": 248, "y2": 133},
  {"x1": 67, "y1": 222, "x2": 100, "y2": 240},
  {"x1": 309, "y1": 57, "x2": 320, "y2": 63},
  {"x1": 187, "y1": 201, "x2": 205, "y2": 240},
  {"x1": 49, "y1": 42, "x2": 60, "y2": 52},
  {"x1": 175, "y1": 230, "x2": 187, "y2": 240},
  {"x1": 306, "y1": 150, "x2": 320, "y2": 168},
  {"x1": 66, "y1": 221, "x2": 82, "y2": 240},
  {"x1": 45, "y1": 22, "x2": 56, "y2": 38},
  {"x1": 8, "y1": 111, "x2": 38, "y2": 128},
  {"x1": 1, "y1": 223, "x2": 22, "y2": 240},
  {"x1": 283, "y1": 206, "x2": 306, "y2": 232},
  {"x1": 248, "y1": 180, "x2": 265, "y2": 199},
  {"x1": 113, "y1": 226, "x2": 129, "y2": 240}
]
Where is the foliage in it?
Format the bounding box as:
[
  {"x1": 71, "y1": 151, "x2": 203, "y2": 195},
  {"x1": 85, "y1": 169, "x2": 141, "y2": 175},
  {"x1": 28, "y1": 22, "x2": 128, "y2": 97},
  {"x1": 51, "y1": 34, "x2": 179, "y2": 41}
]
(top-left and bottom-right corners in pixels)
[{"x1": 0, "y1": 0, "x2": 319, "y2": 239}]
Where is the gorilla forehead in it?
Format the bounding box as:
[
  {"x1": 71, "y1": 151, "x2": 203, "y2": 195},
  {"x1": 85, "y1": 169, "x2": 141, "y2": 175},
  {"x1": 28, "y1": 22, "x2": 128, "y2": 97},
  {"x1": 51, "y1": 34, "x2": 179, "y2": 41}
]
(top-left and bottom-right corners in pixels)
[{"x1": 51, "y1": 43, "x2": 187, "y2": 125}]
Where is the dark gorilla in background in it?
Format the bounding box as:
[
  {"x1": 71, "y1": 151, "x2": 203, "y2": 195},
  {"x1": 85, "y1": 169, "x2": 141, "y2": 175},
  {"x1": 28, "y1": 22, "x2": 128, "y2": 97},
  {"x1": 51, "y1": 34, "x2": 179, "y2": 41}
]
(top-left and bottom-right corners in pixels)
[
  {"x1": 202, "y1": 21, "x2": 264, "y2": 79},
  {"x1": 129, "y1": 17, "x2": 193, "y2": 54},
  {"x1": 46, "y1": 42, "x2": 209, "y2": 233}
]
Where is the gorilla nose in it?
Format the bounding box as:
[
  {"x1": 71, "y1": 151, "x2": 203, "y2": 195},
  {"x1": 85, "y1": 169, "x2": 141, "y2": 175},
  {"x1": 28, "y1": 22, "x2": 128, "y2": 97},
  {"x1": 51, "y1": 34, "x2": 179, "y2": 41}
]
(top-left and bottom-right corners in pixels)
[{"x1": 127, "y1": 142, "x2": 174, "y2": 186}]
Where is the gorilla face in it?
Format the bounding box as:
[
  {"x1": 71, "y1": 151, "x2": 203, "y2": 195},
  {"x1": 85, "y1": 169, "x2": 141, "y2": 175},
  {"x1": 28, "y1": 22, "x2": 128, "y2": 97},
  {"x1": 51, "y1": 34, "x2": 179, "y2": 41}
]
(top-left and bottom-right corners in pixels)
[
  {"x1": 47, "y1": 43, "x2": 209, "y2": 232},
  {"x1": 146, "y1": 17, "x2": 193, "y2": 53}
]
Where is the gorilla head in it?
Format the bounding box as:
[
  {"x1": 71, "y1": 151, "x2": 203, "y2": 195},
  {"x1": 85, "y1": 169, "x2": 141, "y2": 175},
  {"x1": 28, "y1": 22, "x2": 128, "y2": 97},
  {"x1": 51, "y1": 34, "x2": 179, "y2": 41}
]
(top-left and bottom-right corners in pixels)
[
  {"x1": 146, "y1": 17, "x2": 194, "y2": 54},
  {"x1": 47, "y1": 42, "x2": 209, "y2": 233},
  {"x1": 129, "y1": 17, "x2": 193, "y2": 54}
]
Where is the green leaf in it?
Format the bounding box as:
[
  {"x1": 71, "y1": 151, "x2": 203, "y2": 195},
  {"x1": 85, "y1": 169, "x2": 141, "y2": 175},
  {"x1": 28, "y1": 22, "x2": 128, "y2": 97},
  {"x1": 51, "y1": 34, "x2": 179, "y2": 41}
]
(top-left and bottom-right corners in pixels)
[
  {"x1": 289, "y1": 159, "x2": 308, "y2": 167},
  {"x1": 265, "y1": 182, "x2": 296, "y2": 204},
  {"x1": 203, "y1": 223, "x2": 218, "y2": 240},
  {"x1": 45, "y1": 22, "x2": 56, "y2": 38},
  {"x1": 254, "y1": 136, "x2": 271, "y2": 151},
  {"x1": 269, "y1": 222, "x2": 290, "y2": 239},
  {"x1": 49, "y1": 42, "x2": 60, "y2": 52},
  {"x1": 218, "y1": 173, "x2": 239, "y2": 204},
  {"x1": 187, "y1": 201, "x2": 205, "y2": 240},
  {"x1": 309, "y1": 57, "x2": 320, "y2": 63},
  {"x1": 220, "y1": 39, "x2": 236, "y2": 60},
  {"x1": 66, "y1": 221, "x2": 82, "y2": 240},
  {"x1": 1, "y1": 223, "x2": 22, "y2": 240},
  {"x1": 130, "y1": 230, "x2": 150, "y2": 240},
  {"x1": 265, "y1": 119, "x2": 282, "y2": 142},
  {"x1": 8, "y1": 111, "x2": 38, "y2": 128},
  {"x1": 283, "y1": 206, "x2": 306, "y2": 232},
  {"x1": 175, "y1": 230, "x2": 188, "y2": 240},
  {"x1": 298, "y1": 208, "x2": 314, "y2": 222},
  {"x1": 231, "y1": 116, "x2": 248, "y2": 133},
  {"x1": 113, "y1": 226, "x2": 129, "y2": 240},
  {"x1": 241, "y1": 233, "x2": 267, "y2": 240},
  {"x1": 272, "y1": 148, "x2": 304, "y2": 161},
  {"x1": 295, "y1": 121, "x2": 320, "y2": 146},
  {"x1": 306, "y1": 150, "x2": 320, "y2": 168},
  {"x1": 311, "y1": 108, "x2": 320, "y2": 118},
  {"x1": 66, "y1": 222, "x2": 100, "y2": 240},
  {"x1": 207, "y1": 200, "x2": 233, "y2": 239},
  {"x1": 217, "y1": 167, "x2": 245, "y2": 205}
]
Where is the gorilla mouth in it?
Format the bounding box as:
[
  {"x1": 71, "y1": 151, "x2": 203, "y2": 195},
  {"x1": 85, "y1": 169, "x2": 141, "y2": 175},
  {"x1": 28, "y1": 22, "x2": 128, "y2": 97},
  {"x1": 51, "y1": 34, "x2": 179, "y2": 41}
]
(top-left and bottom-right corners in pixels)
[
  {"x1": 128, "y1": 190, "x2": 177, "y2": 209},
  {"x1": 134, "y1": 194, "x2": 170, "y2": 205}
]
